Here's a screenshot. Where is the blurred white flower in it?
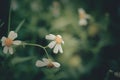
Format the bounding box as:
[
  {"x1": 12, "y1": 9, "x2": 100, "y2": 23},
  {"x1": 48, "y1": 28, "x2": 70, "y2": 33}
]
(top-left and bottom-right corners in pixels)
[
  {"x1": 30, "y1": 1, "x2": 42, "y2": 12},
  {"x1": 46, "y1": 34, "x2": 64, "y2": 54},
  {"x1": 78, "y1": 8, "x2": 90, "y2": 26},
  {"x1": 1, "y1": 31, "x2": 21, "y2": 54},
  {"x1": 11, "y1": 0, "x2": 19, "y2": 11},
  {"x1": 50, "y1": 1, "x2": 61, "y2": 17},
  {"x1": 36, "y1": 58, "x2": 60, "y2": 68}
]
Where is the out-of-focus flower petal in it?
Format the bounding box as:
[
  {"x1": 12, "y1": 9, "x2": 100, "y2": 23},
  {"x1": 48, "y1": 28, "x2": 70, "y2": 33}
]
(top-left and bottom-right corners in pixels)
[
  {"x1": 46, "y1": 34, "x2": 56, "y2": 40},
  {"x1": 1, "y1": 36, "x2": 6, "y2": 41},
  {"x1": 3, "y1": 46, "x2": 9, "y2": 54},
  {"x1": 53, "y1": 44, "x2": 59, "y2": 54},
  {"x1": 57, "y1": 35, "x2": 62, "y2": 38},
  {"x1": 58, "y1": 44, "x2": 63, "y2": 53},
  {"x1": 52, "y1": 62, "x2": 60, "y2": 68},
  {"x1": 36, "y1": 60, "x2": 47, "y2": 67},
  {"x1": 62, "y1": 41, "x2": 64, "y2": 44},
  {"x1": 48, "y1": 41, "x2": 56, "y2": 49},
  {"x1": 8, "y1": 31, "x2": 17, "y2": 40},
  {"x1": 13, "y1": 40, "x2": 21, "y2": 45},
  {"x1": 79, "y1": 19, "x2": 87, "y2": 26},
  {"x1": 43, "y1": 58, "x2": 49, "y2": 64},
  {"x1": 9, "y1": 47, "x2": 13, "y2": 54}
]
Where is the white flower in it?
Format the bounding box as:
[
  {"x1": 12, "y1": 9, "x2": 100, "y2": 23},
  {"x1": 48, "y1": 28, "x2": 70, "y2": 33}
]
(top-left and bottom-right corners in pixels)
[
  {"x1": 45, "y1": 34, "x2": 64, "y2": 54},
  {"x1": 78, "y1": 8, "x2": 90, "y2": 26},
  {"x1": 1, "y1": 31, "x2": 21, "y2": 54},
  {"x1": 36, "y1": 58, "x2": 60, "y2": 68}
]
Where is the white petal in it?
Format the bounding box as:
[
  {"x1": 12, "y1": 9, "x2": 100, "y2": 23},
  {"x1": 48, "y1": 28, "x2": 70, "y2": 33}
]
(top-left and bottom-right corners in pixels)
[
  {"x1": 79, "y1": 19, "x2": 87, "y2": 26},
  {"x1": 2, "y1": 42, "x2": 5, "y2": 46},
  {"x1": 1, "y1": 36, "x2": 6, "y2": 41},
  {"x1": 45, "y1": 34, "x2": 56, "y2": 40},
  {"x1": 53, "y1": 44, "x2": 59, "y2": 54},
  {"x1": 1, "y1": 37, "x2": 6, "y2": 46},
  {"x1": 8, "y1": 31, "x2": 17, "y2": 40},
  {"x1": 9, "y1": 47, "x2": 14, "y2": 54},
  {"x1": 35, "y1": 60, "x2": 47, "y2": 67},
  {"x1": 62, "y1": 41, "x2": 64, "y2": 44},
  {"x1": 52, "y1": 62, "x2": 60, "y2": 68},
  {"x1": 42, "y1": 58, "x2": 49, "y2": 64},
  {"x1": 13, "y1": 40, "x2": 21, "y2": 45},
  {"x1": 78, "y1": 8, "x2": 85, "y2": 13},
  {"x1": 3, "y1": 46, "x2": 9, "y2": 54},
  {"x1": 48, "y1": 41, "x2": 56, "y2": 49},
  {"x1": 57, "y1": 35, "x2": 62, "y2": 38},
  {"x1": 57, "y1": 44, "x2": 63, "y2": 53}
]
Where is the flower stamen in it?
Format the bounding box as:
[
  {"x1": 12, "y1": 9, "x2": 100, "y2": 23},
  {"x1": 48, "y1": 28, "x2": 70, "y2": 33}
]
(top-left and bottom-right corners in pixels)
[
  {"x1": 5, "y1": 38, "x2": 13, "y2": 47},
  {"x1": 55, "y1": 36, "x2": 62, "y2": 44},
  {"x1": 79, "y1": 12, "x2": 86, "y2": 19}
]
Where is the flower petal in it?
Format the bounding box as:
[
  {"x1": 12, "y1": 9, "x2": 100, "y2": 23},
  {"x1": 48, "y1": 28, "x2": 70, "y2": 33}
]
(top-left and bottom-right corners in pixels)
[
  {"x1": 1, "y1": 37, "x2": 6, "y2": 46},
  {"x1": 8, "y1": 31, "x2": 17, "y2": 40},
  {"x1": 3, "y1": 46, "x2": 9, "y2": 54},
  {"x1": 58, "y1": 44, "x2": 63, "y2": 53},
  {"x1": 2, "y1": 42, "x2": 5, "y2": 46},
  {"x1": 48, "y1": 41, "x2": 56, "y2": 49},
  {"x1": 53, "y1": 44, "x2": 59, "y2": 54},
  {"x1": 42, "y1": 58, "x2": 50, "y2": 64},
  {"x1": 62, "y1": 41, "x2": 64, "y2": 44},
  {"x1": 52, "y1": 62, "x2": 60, "y2": 68},
  {"x1": 57, "y1": 35, "x2": 62, "y2": 38},
  {"x1": 45, "y1": 34, "x2": 56, "y2": 40},
  {"x1": 9, "y1": 47, "x2": 14, "y2": 54},
  {"x1": 13, "y1": 40, "x2": 21, "y2": 45},
  {"x1": 1, "y1": 36, "x2": 6, "y2": 41},
  {"x1": 78, "y1": 8, "x2": 85, "y2": 13},
  {"x1": 36, "y1": 60, "x2": 47, "y2": 67},
  {"x1": 79, "y1": 19, "x2": 87, "y2": 26}
]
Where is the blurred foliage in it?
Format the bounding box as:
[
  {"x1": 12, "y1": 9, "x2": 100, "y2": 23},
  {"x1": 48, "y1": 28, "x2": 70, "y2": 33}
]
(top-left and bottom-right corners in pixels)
[{"x1": 0, "y1": 0, "x2": 120, "y2": 80}]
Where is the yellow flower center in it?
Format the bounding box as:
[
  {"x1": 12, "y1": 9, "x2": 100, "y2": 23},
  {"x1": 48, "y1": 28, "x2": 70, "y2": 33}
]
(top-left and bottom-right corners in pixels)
[
  {"x1": 79, "y1": 12, "x2": 86, "y2": 19},
  {"x1": 55, "y1": 36, "x2": 62, "y2": 44},
  {"x1": 5, "y1": 38, "x2": 13, "y2": 47}
]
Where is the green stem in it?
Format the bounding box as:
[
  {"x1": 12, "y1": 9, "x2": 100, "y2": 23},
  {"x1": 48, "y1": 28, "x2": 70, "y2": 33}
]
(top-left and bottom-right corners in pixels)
[
  {"x1": 0, "y1": 22, "x2": 4, "y2": 28},
  {"x1": 23, "y1": 42, "x2": 50, "y2": 58},
  {"x1": 8, "y1": 0, "x2": 12, "y2": 34},
  {"x1": 43, "y1": 48, "x2": 50, "y2": 59},
  {"x1": 104, "y1": 71, "x2": 110, "y2": 80}
]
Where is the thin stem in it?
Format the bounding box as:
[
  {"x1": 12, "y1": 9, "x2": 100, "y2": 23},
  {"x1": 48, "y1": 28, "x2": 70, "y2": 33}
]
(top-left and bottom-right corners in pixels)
[
  {"x1": 23, "y1": 42, "x2": 44, "y2": 48},
  {"x1": 8, "y1": 0, "x2": 12, "y2": 34},
  {"x1": 43, "y1": 48, "x2": 50, "y2": 58},
  {"x1": 0, "y1": 22, "x2": 4, "y2": 28},
  {"x1": 23, "y1": 42, "x2": 50, "y2": 58},
  {"x1": 104, "y1": 70, "x2": 110, "y2": 80}
]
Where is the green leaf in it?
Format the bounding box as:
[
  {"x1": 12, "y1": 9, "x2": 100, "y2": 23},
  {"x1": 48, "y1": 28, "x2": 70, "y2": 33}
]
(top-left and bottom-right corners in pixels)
[{"x1": 15, "y1": 19, "x2": 25, "y2": 32}]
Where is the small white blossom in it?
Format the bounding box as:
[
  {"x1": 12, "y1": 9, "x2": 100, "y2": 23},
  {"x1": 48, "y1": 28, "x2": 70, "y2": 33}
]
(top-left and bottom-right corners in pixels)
[
  {"x1": 46, "y1": 34, "x2": 64, "y2": 54},
  {"x1": 1, "y1": 31, "x2": 21, "y2": 54},
  {"x1": 78, "y1": 8, "x2": 90, "y2": 26},
  {"x1": 36, "y1": 58, "x2": 60, "y2": 68}
]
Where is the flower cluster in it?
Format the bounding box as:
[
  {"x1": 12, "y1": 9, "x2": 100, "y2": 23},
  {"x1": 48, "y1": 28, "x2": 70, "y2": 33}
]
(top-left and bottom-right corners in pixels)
[{"x1": 1, "y1": 31, "x2": 64, "y2": 68}]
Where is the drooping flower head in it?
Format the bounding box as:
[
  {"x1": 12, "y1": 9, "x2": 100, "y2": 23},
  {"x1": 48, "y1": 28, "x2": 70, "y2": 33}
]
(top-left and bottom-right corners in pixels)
[
  {"x1": 1, "y1": 31, "x2": 21, "y2": 54},
  {"x1": 36, "y1": 58, "x2": 60, "y2": 68},
  {"x1": 46, "y1": 34, "x2": 64, "y2": 54}
]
